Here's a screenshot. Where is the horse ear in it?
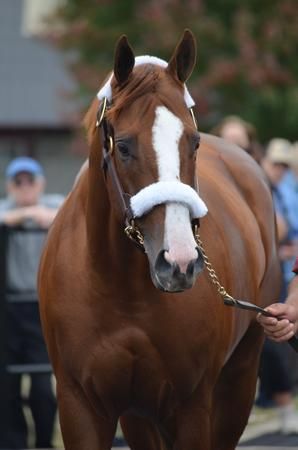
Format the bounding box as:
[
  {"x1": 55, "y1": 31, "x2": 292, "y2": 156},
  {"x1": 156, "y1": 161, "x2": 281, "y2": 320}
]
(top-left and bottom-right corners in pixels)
[
  {"x1": 167, "y1": 29, "x2": 196, "y2": 83},
  {"x1": 114, "y1": 35, "x2": 135, "y2": 86}
]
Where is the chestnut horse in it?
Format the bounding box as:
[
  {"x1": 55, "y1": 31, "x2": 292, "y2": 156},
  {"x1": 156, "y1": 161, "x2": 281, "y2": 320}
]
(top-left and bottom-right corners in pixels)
[{"x1": 39, "y1": 30, "x2": 280, "y2": 450}]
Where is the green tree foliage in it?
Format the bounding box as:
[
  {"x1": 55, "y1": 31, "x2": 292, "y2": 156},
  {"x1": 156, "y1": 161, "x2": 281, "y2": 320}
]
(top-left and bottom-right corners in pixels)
[{"x1": 50, "y1": 0, "x2": 298, "y2": 141}]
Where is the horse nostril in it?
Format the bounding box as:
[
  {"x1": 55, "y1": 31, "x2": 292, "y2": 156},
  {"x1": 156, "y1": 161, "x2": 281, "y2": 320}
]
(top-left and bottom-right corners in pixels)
[
  {"x1": 185, "y1": 248, "x2": 205, "y2": 278},
  {"x1": 186, "y1": 259, "x2": 196, "y2": 278},
  {"x1": 193, "y1": 247, "x2": 205, "y2": 274},
  {"x1": 155, "y1": 250, "x2": 175, "y2": 279},
  {"x1": 153, "y1": 247, "x2": 204, "y2": 292}
]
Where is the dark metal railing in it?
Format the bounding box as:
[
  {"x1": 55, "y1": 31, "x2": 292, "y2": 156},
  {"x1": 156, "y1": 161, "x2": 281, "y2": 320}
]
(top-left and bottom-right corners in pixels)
[
  {"x1": 0, "y1": 225, "x2": 52, "y2": 373},
  {"x1": 0, "y1": 225, "x2": 52, "y2": 441}
]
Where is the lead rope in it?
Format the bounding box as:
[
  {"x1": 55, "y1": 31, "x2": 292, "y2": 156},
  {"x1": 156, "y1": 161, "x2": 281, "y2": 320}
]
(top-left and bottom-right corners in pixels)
[{"x1": 194, "y1": 225, "x2": 236, "y2": 305}]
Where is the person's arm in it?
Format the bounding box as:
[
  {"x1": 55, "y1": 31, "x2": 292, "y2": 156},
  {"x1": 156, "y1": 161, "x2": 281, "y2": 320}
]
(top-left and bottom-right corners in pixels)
[
  {"x1": 257, "y1": 259, "x2": 298, "y2": 342},
  {"x1": 0, "y1": 207, "x2": 34, "y2": 226},
  {"x1": 31, "y1": 195, "x2": 65, "y2": 228},
  {"x1": 27, "y1": 205, "x2": 59, "y2": 228},
  {"x1": 0, "y1": 205, "x2": 59, "y2": 228}
]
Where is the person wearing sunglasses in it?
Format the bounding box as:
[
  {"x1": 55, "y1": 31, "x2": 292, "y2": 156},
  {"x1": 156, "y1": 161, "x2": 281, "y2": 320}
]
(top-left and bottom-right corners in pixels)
[
  {"x1": 0, "y1": 157, "x2": 61, "y2": 228},
  {"x1": 0, "y1": 157, "x2": 64, "y2": 449}
]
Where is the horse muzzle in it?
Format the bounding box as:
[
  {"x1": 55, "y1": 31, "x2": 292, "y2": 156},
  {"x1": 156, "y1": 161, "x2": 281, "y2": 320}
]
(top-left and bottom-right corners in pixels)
[{"x1": 151, "y1": 247, "x2": 204, "y2": 293}]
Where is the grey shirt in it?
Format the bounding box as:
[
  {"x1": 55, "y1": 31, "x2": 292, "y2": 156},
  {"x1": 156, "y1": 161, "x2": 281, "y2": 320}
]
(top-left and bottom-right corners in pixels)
[{"x1": 0, "y1": 195, "x2": 64, "y2": 295}]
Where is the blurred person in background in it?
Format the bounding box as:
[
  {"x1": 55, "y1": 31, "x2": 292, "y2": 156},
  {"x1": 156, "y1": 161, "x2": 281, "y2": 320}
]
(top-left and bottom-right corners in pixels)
[
  {"x1": 0, "y1": 157, "x2": 64, "y2": 449},
  {"x1": 279, "y1": 142, "x2": 298, "y2": 282},
  {"x1": 261, "y1": 139, "x2": 293, "y2": 245},
  {"x1": 257, "y1": 139, "x2": 298, "y2": 434},
  {"x1": 212, "y1": 115, "x2": 263, "y2": 163}
]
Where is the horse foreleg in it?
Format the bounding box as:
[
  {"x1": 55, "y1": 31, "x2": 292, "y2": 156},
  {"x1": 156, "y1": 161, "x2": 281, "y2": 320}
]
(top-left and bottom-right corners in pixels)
[
  {"x1": 57, "y1": 377, "x2": 117, "y2": 450},
  {"x1": 172, "y1": 384, "x2": 212, "y2": 450},
  {"x1": 211, "y1": 322, "x2": 264, "y2": 450},
  {"x1": 120, "y1": 413, "x2": 168, "y2": 450}
]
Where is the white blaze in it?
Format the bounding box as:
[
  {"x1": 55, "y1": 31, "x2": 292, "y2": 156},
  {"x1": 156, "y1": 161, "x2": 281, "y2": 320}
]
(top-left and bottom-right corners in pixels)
[
  {"x1": 152, "y1": 106, "x2": 198, "y2": 272},
  {"x1": 152, "y1": 106, "x2": 182, "y2": 181}
]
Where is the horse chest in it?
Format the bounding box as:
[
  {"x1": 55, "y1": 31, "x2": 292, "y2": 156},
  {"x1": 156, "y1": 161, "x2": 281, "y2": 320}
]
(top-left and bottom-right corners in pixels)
[{"x1": 76, "y1": 315, "x2": 213, "y2": 419}]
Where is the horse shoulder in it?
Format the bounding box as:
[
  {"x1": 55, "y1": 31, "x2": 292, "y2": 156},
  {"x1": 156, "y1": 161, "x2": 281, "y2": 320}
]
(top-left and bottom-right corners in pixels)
[
  {"x1": 199, "y1": 133, "x2": 275, "y2": 235},
  {"x1": 198, "y1": 133, "x2": 280, "y2": 304}
]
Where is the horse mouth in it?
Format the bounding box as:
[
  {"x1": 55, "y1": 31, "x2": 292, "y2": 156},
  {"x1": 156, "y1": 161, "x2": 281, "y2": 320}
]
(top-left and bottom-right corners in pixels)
[
  {"x1": 152, "y1": 272, "x2": 192, "y2": 293},
  {"x1": 149, "y1": 248, "x2": 204, "y2": 293}
]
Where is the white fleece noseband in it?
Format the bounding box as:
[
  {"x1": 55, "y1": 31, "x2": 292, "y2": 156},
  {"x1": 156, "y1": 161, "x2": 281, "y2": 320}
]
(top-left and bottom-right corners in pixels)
[
  {"x1": 130, "y1": 181, "x2": 208, "y2": 219},
  {"x1": 97, "y1": 55, "x2": 195, "y2": 108}
]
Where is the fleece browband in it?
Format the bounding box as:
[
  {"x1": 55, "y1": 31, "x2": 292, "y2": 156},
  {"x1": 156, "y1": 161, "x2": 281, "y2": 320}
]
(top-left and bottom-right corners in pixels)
[
  {"x1": 97, "y1": 55, "x2": 195, "y2": 108},
  {"x1": 130, "y1": 181, "x2": 208, "y2": 220}
]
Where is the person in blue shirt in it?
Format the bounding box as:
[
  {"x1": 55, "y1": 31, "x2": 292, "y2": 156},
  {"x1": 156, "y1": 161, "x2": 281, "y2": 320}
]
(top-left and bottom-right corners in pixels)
[
  {"x1": 278, "y1": 143, "x2": 298, "y2": 284},
  {"x1": 258, "y1": 139, "x2": 298, "y2": 434},
  {"x1": 0, "y1": 157, "x2": 64, "y2": 449}
]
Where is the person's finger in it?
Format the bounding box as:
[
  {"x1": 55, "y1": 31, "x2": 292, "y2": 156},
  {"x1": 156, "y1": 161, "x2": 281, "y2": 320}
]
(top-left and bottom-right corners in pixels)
[
  {"x1": 265, "y1": 303, "x2": 289, "y2": 316},
  {"x1": 256, "y1": 314, "x2": 278, "y2": 326},
  {"x1": 271, "y1": 322, "x2": 294, "y2": 339},
  {"x1": 269, "y1": 318, "x2": 290, "y2": 329},
  {"x1": 269, "y1": 330, "x2": 295, "y2": 343},
  {"x1": 260, "y1": 317, "x2": 292, "y2": 336}
]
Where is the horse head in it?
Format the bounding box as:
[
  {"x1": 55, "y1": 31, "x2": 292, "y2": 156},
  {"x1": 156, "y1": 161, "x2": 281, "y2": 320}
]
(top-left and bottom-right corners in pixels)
[{"x1": 91, "y1": 30, "x2": 208, "y2": 292}]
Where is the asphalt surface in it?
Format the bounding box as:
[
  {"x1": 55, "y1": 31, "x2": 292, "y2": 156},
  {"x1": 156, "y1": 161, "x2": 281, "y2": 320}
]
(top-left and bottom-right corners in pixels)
[{"x1": 110, "y1": 447, "x2": 297, "y2": 450}]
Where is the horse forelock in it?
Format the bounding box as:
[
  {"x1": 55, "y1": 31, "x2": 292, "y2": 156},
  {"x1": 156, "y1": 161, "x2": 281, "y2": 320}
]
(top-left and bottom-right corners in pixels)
[
  {"x1": 83, "y1": 65, "x2": 165, "y2": 144},
  {"x1": 84, "y1": 63, "x2": 192, "y2": 146},
  {"x1": 107, "y1": 64, "x2": 176, "y2": 122}
]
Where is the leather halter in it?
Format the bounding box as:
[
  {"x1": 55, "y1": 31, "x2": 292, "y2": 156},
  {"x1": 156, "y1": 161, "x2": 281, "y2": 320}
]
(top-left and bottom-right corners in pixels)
[{"x1": 96, "y1": 96, "x2": 200, "y2": 251}]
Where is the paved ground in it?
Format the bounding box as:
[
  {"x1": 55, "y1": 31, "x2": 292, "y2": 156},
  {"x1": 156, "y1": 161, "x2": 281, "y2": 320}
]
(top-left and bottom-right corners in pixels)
[
  {"x1": 113, "y1": 446, "x2": 297, "y2": 450},
  {"x1": 50, "y1": 412, "x2": 298, "y2": 450},
  {"x1": 23, "y1": 383, "x2": 298, "y2": 450},
  {"x1": 107, "y1": 405, "x2": 298, "y2": 450}
]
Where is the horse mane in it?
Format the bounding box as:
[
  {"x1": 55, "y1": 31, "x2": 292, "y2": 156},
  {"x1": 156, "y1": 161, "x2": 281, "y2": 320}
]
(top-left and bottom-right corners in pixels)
[{"x1": 84, "y1": 64, "x2": 183, "y2": 144}]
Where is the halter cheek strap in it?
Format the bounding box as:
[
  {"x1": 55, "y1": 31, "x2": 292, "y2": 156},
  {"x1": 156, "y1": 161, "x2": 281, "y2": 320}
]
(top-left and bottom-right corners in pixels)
[{"x1": 98, "y1": 100, "x2": 135, "y2": 227}]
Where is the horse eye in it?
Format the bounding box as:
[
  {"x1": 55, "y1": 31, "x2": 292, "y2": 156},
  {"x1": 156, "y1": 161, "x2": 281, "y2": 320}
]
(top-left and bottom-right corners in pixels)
[
  {"x1": 117, "y1": 142, "x2": 130, "y2": 159},
  {"x1": 191, "y1": 135, "x2": 200, "y2": 154}
]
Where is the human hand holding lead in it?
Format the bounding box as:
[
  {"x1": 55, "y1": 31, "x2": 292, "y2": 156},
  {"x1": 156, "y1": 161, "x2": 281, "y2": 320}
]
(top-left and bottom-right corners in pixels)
[{"x1": 257, "y1": 302, "x2": 298, "y2": 342}]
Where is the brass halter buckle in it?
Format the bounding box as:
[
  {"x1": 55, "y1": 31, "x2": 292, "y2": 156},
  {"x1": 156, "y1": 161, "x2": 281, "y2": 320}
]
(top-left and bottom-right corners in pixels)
[
  {"x1": 96, "y1": 96, "x2": 108, "y2": 128},
  {"x1": 189, "y1": 107, "x2": 198, "y2": 129},
  {"x1": 107, "y1": 135, "x2": 114, "y2": 155},
  {"x1": 124, "y1": 220, "x2": 144, "y2": 248}
]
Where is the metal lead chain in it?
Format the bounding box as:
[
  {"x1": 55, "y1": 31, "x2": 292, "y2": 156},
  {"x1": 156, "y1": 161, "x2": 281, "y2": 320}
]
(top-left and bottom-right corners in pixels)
[{"x1": 194, "y1": 227, "x2": 236, "y2": 304}]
